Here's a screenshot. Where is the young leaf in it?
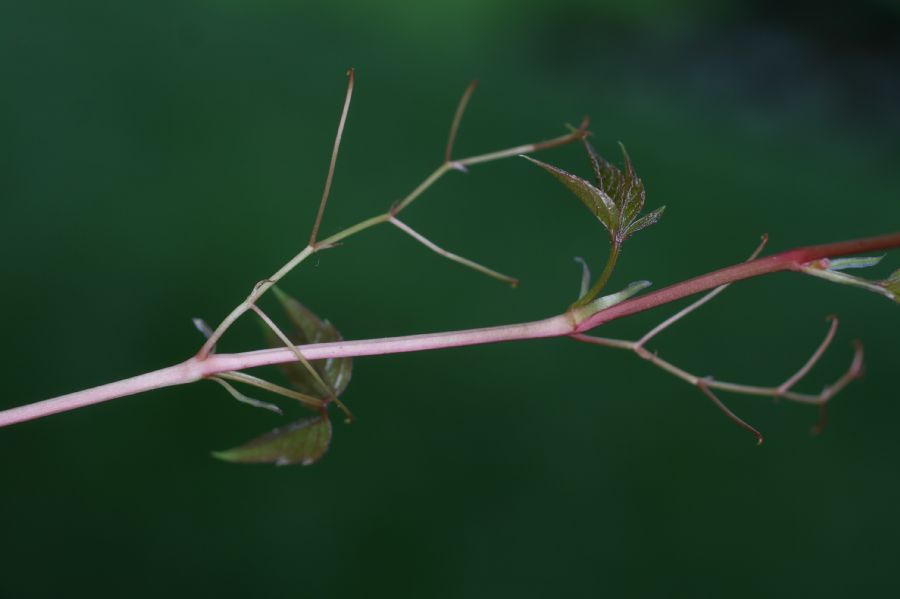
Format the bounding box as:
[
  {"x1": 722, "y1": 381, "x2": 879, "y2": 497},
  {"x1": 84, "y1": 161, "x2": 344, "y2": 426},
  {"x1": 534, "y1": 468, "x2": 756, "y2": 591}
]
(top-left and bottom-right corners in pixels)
[
  {"x1": 584, "y1": 139, "x2": 621, "y2": 199},
  {"x1": 624, "y1": 205, "x2": 666, "y2": 239},
  {"x1": 521, "y1": 155, "x2": 617, "y2": 236},
  {"x1": 826, "y1": 255, "x2": 885, "y2": 271},
  {"x1": 524, "y1": 142, "x2": 663, "y2": 246},
  {"x1": 212, "y1": 415, "x2": 333, "y2": 466},
  {"x1": 262, "y1": 287, "x2": 353, "y2": 397},
  {"x1": 584, "y1": 140, "x2": 647, "y2": 230},
  {"x1": 614, "y1": 142, "x2": 647, "y2": 226}
]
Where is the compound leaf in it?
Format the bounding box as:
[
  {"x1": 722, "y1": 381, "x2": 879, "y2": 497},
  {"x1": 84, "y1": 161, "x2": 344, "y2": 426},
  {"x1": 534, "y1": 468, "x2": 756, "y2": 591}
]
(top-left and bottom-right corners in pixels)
[{"x1": 522, "y1": 155, "x2": 617, "y2": 236}]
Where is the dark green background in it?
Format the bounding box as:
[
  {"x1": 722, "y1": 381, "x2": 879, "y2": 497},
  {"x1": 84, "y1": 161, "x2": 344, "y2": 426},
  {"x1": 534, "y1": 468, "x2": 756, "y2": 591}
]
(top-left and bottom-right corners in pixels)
[{"x1": 2, "y1": 1, "x2": 899, "y2": 597}]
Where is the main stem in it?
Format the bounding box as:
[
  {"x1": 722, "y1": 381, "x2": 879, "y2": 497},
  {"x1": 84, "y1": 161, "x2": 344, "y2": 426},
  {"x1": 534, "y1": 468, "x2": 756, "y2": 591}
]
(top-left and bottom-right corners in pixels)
[{"x1": 2, "y1": 232, "x2": 897, "y2": 429}]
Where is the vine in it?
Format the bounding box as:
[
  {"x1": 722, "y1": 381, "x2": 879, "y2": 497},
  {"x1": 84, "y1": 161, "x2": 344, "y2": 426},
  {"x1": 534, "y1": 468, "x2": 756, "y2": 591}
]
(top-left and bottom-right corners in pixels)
[{"x1": 2, "y1": 71, "x2": 898, "y2": 465}]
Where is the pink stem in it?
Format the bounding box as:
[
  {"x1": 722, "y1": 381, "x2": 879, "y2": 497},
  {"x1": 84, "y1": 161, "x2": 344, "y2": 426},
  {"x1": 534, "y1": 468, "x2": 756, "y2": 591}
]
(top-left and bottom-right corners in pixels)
[
  {"x1": 0, "y1": 360, "x2": 206, "y2": 427},
  {"x1": 0, "y1": 316, "x2": 573, "y2": 428},
  {"x1": 577, "y1": 232, "x2": 900, "y2": 332},
  {"x1": 1, "y1": 232, "x2": 898, "y2": 429}
]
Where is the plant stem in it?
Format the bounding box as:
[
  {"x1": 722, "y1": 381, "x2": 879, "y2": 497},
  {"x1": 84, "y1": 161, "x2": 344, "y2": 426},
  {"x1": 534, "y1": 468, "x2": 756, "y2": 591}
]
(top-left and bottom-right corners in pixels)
[
  {"x1": 445, "y1": 80, "x2": 478, "y2": 163},
  {"x1": 197, "y1": 244, "x2": 316, "y2": 358},
  {"x1": 454, "y1": 118, "x2": 589, "y2": 167},
  {"x1": 634, "y1": 234, "x2": 769, "y2": 348},
  {"x1": 577, "y1": 231, "x2": 900, "y2": 332},
  {"x1": 319, "y1": 213, "x2": 390, "y2": 247},
  {"x1": 0, "y1": 315, "x2": 573, "y2": 429},
  {"x1": 196, "y1": 125, "x2": 588, "y2": 359},
  {"x1": 573, "y1": 331, "x2": 862, "y2": 406},
  {"x1": 390, "y1": 216, "x2": 519, "y2": 286},
  {"x1": 216, "y1": 371, "x2": 324, "y2": 410},
  {"x1": 574, "y1": 242, "x2": 620, "y2": 306},
  {"x1": 309, "y1": 69, "x2": 355, "y2": 247},
  {"x1": 2, "y1": 231, "x2": 897, "y2": 429}
]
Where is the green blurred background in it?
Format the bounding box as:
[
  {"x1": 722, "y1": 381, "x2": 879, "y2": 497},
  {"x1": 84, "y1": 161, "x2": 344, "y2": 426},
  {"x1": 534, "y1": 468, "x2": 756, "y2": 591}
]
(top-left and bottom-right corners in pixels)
[{"x1": 2, "y1": 1, "x2": 899, "y2": 597}]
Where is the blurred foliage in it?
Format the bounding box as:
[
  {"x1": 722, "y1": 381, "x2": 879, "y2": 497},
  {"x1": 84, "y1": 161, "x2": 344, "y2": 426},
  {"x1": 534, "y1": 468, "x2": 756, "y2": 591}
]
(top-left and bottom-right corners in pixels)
[{"x1": 1, "y1": 0, "x2": 899, "y2": 597}]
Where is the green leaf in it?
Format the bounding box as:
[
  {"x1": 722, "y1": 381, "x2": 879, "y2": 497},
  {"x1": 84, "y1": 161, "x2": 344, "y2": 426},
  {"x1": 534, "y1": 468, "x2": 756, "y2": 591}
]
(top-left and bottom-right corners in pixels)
[
  {"x1": 528, "y1": 143, "x2": 662, "y2": 248},
  {"x1": 583, "y1": 140, "x2": 622, "y2": 204},
  {"x1": 624, "y1": 205, "x2": 666, "y2": 239},
  {"x1": 616, "y1": 143, "x2": 647, "y2": 227},
  {"x1": 584, "y1": 141, "x2": 647, "y2": 230},
  {"x1": 522, "y1": 155, "x2": 617, "y2": 236},
  {"x1": 212, "y1": 415, "x2": 332, "y2": 466},
  {"x1": 263, "y1": 287, "x2": 352, "y2": 397}
]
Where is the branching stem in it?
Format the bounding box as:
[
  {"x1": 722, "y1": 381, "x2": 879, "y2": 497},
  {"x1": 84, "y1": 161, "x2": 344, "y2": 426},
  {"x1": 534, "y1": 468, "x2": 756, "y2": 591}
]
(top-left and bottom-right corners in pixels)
[
  {"x1": 196, "y1": 105, "x2": 587, "y2": 359},
  {"x1": 573, "y1": 332, "x2": 863, "y2": 406},
  {"x1": 698, "y1": 380, "x2": 765, "y2": 445},
  {"x1": 2, "y1": 232, "x2": 896, "y2": 429},
  {"x1": 569, "y1": 231, "x2": 872, "y2": 443},
  {"x1": 390, "y1": 216, "x2": 519, "y2": 286},
  {"x1": 635, "y1": 234, "x2": 769, "y2": 349},
  {"x1": 577, "y1": 232, "x2": 900, "y2": 332}
]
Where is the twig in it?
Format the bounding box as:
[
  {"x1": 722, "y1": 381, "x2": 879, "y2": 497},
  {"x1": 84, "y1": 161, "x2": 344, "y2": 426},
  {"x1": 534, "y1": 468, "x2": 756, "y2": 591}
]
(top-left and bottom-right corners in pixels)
[
  {"x1": 635, "y1": 234, "x2": 768, "y2": 349},
  {"x1": 389, "y1": 164, "x2": 451, "y2": 215},
  {"x1": 698, "y1": 379, "x2": 765, "y2": 445},
  {"x1": 309, "y1": 68, "x2": 355, "y2": 247},
  {"x1": 445, "y1": 80, "x2": 478, "y2": 163},
  {"x1": 210, "y1": 377, "x2": 283, "y2": 415},
  {"x1": 571, "y1": 322, "x2": 866, "y2": 441},
  {"x1": 566, "y1": 235, "x2": 869, "y2": 442},
  {"x1": 0, "y1": 113, "x2": 895, "y2": 434},
  {"x1": 390, "y1": 216, "x2": 519, "y2": 286},
  {"x1": 216, "y1": 371, "x2": 324, "y2": 410},
  {"x1": 455, "y1": 116, "x2": 590, "y2": 168},
  {"x1": 778, "y1": 315, "x2": 838, "y2": 394},
  {"x1": 197, "y1": 89, "x2": 588, "y2": 361}
]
